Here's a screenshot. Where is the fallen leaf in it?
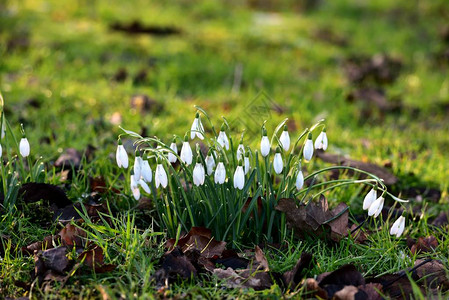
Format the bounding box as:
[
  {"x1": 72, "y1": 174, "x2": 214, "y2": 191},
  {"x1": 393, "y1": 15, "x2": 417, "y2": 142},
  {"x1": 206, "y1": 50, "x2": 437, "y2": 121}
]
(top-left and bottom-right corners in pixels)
[
  {"x1": 152, "y1": 247, "x2": 197, "y2": 289},
  {"x1": 409, "y1": 236, "x2": 438, "y2": 255},
  {"x1": 254, "y1": 246, "x2": 269, "y2": 271},
  {"x1": 432, "y1": 211, "x2": 448, "y2": 227},
  {"x1": 275, "y1": 196, "x2": 349, "y2": 242},
  {"x1": 58, "y1": 223, "x2": 86, "y2": 248},
  {"x1": 282, "y1": 252, "x2": 314, "y2": 288},
  {"x1": 166, "y1": 227, "x2": 226, "y2": 259},
  {"x1": 415, "y1": 259, "x2": 449, "y2": 289},
  {"x1": 78, "y1": 245, "x2": 116, "y2": 273},
  {"x1": 130, "y1": 94, "x2": 164, "y2": 114}
]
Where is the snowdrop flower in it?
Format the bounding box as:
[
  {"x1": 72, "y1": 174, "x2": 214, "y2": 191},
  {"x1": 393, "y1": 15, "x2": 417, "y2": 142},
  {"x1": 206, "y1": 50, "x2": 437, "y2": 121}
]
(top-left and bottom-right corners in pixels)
[
  {"x1": 244, "y1": 151, "x2": 250, "y2": 175},
  {"x1": 303, "y1": 133, "x2": 314, "y2": 162},
  {"x1": 260, "y1": 127, "x2": 270, "y2": 157},
  {"x1": 168, "y1": 138, "x2": 178, "y2": 163},
  {"x1": 139, "y1": 179, "x2": 151, "y2": 194},
  {"x1": 217, "y1": 124, "x2": 229, "y2": 150},
  {"x1": 214, "y1": 160, "x2": 226, "y2": 184},
  {"x1": 116, "y1": 139, "x2": 129, "y2": 168},
  {"x1": 233, "y1": 160, "x2": 245, "y2": 190},
  {"x1": 273, "y1": 147, "x2": 283, "y2": 174},
  {"x1": 314, "y1": 128, "x2": 328, "y2": 151},
  {"x1": 193, "y1": 157, "x2": 206, "y2": 186},
  {"x1": 368, "y1": 196, "x2": 384, "y2": 218},
  {"x1": 133, "y1": 151, "x2": 142, "y2": 181},
  {"x1": 237, "y1": 138, "x2": 245, "y2": 160},
  {"x1": 295, "y1": 165, "x2": 304, "y2": 190},
  {"x1": 180, "y1": 135, "x2": 193, "y2": 165},
  {"x1": 390, "y1": 215, "x2": 406, "y2": 238},
  {"x1": 19, "y1": 136, "x2": 30, "y2": 158},
  {"x1": 279, "y1": 125, "x2": 290, "y2": 152},
  {"x1": 141, "y1": 156, "x2": 153, "y2": 183},
  {"x1": 130, "y1": 175, "x2": 140, "y2": 200},
  {"x1": 205, "y1": 153, "x2": 215, "y2": 175},
  {"x1": 363, "y1": 188, "x2": 377, "y2": 210},
  {"x1": 190, "y1": 112, "x2": 204, "y2": 140},
  {"x1": 155, "y1": 159, "x2": 168, "y2": 188},
  {"x1": 0, "y1": 143, "x2": 2, "y2": 158}
]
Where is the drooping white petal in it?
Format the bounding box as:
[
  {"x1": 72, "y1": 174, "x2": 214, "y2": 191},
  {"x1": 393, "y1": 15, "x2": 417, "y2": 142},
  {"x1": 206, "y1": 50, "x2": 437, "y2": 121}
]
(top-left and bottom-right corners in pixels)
[
  {"x1": 116, "y1": 144, "x2": 129, "y2": 168},
  {"x1": 193, "y1": 163, "x2": 205, "y2": 186},
  {"x1": 363, "y1": 188, "x2": 377, "y2": 210},
  {"x1": 168, "y1": 142, "x2": 178, "y2": 163},
  {"x1": 390, "y1": 216, "x2": 405, "y2": 238},
  {"x1": 190, "y1": 118, "x2": 198, "y2": 140},
  {"x1": 133, "y1": 156, "x2": 142, "y2": 181},
  {"x1": 214, "y1": 162, "x2": 226, "y2": 184},
  {"x1": 233, "y1": 166, "x2": 245, "y2": 190},
  {"x1": 314, "y1": 132, "x2": 328, "y2": 150},
  {"x1": 19, "y1": 138, "x2": 30, "y2": 157},
  {"x1": 139, "y1": 179, "x2": 151, "y2": 194},
  {"x1": 205, "y1": 155, "x2": 215, "y2": 175},
  {"x1": 296, "y1": 170, "x2": 304, "y2": 190},
  {"x1": 260, "y1": 136, "x2": 270, "y2": 157},
  {"x1": 368, "y1": 196, "x2": 384, "y2": 218},
  {"x1": 244, "y1": 157, "x2": 250, "y2": 175},
  {"x1": 190, "y1": 118, "x2": 204, "y2": 140},
  {"x1": 273, "y1": 153, "x2": 283, "y2": 174},
  {"x1": 217, "y1": 131, "x2": 229, "y2": 150},
  {"x1": 180, "y1": 142, "x2": 193, "y2": 165},
  {"x1": 141, "y1": 160, "x2": 153, "y2": 183},
  {"x1": 155, "y1": 164, "x2": 168, "y2": 188},
  {"x1": 279, "y1": 131, "x2": 290, "y2": 152},
  {"x1": 0, "y1": 143, "x2": 2, "y2": 158},
  {"x1": 237, "y1": 144, "x2": 245, "y2": 160},
  {"x1": 130, "y1": 175, "x2": 140, "y2": 200},
  {"x1": 303, "y1": 139, "x2": 314, "y2": 161}
]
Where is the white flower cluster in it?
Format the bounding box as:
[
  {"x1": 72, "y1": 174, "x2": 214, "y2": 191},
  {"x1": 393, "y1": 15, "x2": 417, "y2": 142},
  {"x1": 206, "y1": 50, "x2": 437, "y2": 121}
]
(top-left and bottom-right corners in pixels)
[
  {"x1": 363, "y1": 187, "x2": 406, "y2": 237},
  {"x1": 115, "y1": 111, "x2": 329, "y2": 201}
]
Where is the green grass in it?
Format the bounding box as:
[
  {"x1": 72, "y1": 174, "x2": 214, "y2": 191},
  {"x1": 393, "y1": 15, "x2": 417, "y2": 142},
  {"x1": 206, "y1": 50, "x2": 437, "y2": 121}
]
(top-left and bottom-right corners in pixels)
[{"x1": 1, "y1": 0, "x2": 449, "y2": 298}]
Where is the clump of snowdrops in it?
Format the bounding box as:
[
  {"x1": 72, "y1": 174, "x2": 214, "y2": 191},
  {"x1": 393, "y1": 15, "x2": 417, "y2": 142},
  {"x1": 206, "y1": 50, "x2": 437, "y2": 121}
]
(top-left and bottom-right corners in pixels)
[
  {"x1": 117, "y1": 107, "x2": 408, "y2": 245},
  {"x1": 0, "y1": 92, "x2": 45, "y2": 214}
]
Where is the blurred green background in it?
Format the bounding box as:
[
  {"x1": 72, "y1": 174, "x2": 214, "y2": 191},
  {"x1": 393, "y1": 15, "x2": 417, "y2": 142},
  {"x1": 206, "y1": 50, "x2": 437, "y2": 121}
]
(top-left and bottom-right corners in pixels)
[{"x1": 1, "y1": 0, "x2": 448, "y2": 193}]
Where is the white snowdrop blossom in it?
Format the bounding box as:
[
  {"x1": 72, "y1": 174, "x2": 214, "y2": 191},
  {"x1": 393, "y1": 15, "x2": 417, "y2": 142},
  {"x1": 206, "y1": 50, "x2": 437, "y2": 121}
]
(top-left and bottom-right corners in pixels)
[
  {"x1": 237, "y1": 143, "x2": 245, "y2": 160},
  {"x1": 260, "y1": 128, "x2": 270, "y2": 157},
  {"x1": 390, "y1": 216, "x2": 406, "y2": 238},
  {"x1": 244, "y1": 152, "x2": 250, "y2": 175},
  {"x1": 155, "y1": 162, "x2": 168, "y2": 188},
  {"x1": 190, "y1": 112, "x2": 204, "y2": 140},
  {"x1": 0, "y1": 143, "x2": 2, "y2": 158},
  {"x1": 214, "y1": 162, "x2": 226, "y2": 184},
  {"x1": 279, "y1": 125, "x2": 290, "y2": 152},
  {"x1": 168, "y1": 140, "x2": 178, "y2": 163},
  {"x1": 368, "y1": 196, "x2": 384, "y2": 218},
  {"x1": 296, "y1": 168, "x2": 304, "y2": 190},
  {"x1": 130, "y1": 175, "x2": 140, "y2": 200},
  {"x1": 205, "y1": 154, "x2": 215, "y2": 175},
  {"x1": 314, "y1": 129, "x2": 328, "y2": 151},
  {"x1": 217, "y1": 130, "x2": 229, "y2": 150},
  {"x1": 116, "y1": 140, "x2": 129, "y2": 168},
  {"x1": 363, "y1": 188, "x2": 377, "y2": 210},
  {"x1": 273, "y1": 147, "x2": 283, "y2": 174},
  {"x1": 19, "y1": 137, "x2": 30, "y2": 158},
  {"x1": 180, "y1": 136, "x2": 193, "y2": 165},
  {"x1": 141, "y1": 159, "x2": 153, "y2": 183},
  {"x1": 139, "y1": 179, "x2": 151, "y2": 194},
  {"x1": 133, "y1": 152, "x2": 142, "y2": 181},
  {"x1": 193, "y1": 160, "x2": 206, "y2": 186},
  {"x1": 233, "y1": 162, "x2": 245, "y2": 190},
  {"x1": 303, "y1": 133, "x2": 314, "y2": 162}
]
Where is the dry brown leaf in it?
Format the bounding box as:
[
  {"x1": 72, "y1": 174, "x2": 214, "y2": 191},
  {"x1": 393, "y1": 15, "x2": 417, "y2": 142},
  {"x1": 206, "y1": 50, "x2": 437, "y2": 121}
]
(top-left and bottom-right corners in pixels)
[{"x1": 275, "y1": 196, "x2": 349, "y2": 242}]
